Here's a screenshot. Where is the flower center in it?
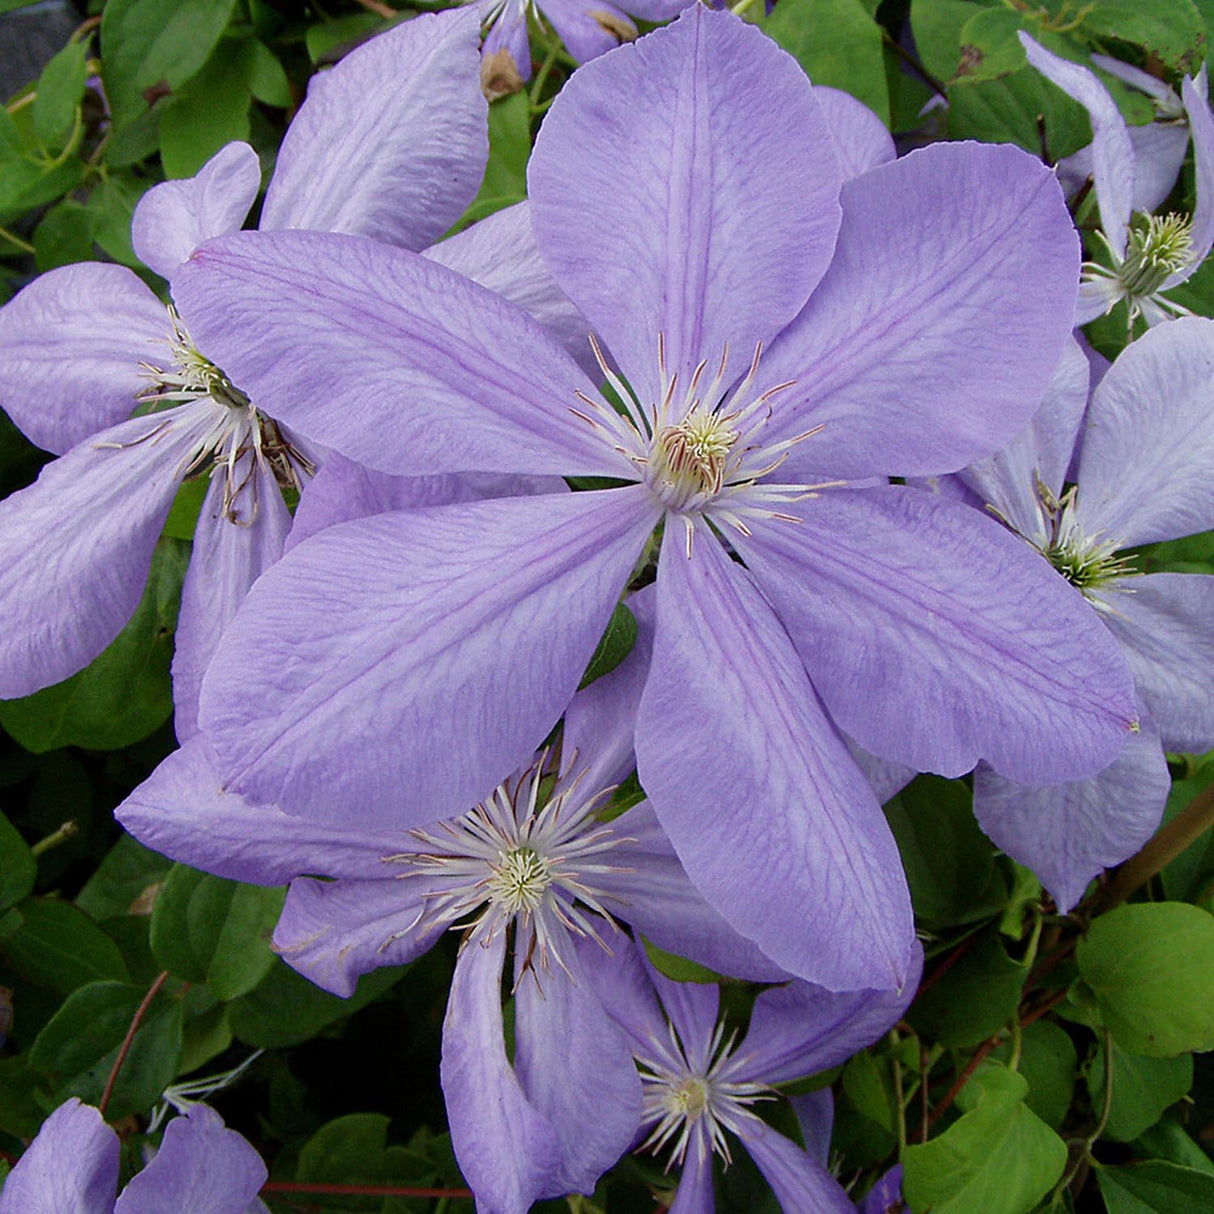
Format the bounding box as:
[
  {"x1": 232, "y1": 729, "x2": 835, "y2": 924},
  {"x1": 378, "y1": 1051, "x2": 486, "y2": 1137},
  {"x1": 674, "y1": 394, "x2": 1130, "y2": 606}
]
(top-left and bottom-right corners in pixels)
[
  {"x1": 665, "y1": 1075, "x2": 711, "y2": 1120},
  {"x1": 1120, "y1": 212, "x2": 1193, "y2": 296},
  {"x1": 650, "y1": 410, "x2": 739, "y2": 506},
  {"x1": 487, "y1": 845, "x2": 552, "y2": 915}
]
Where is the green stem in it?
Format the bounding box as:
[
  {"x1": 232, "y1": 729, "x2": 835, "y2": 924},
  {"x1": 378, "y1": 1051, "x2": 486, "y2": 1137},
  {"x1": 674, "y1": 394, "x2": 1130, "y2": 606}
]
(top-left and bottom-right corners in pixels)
[
  {"x1": 890, "y1": 1029, "x2": 908, "y2": 1154},
  {"x1": 730, "y1": 0, "x2": 763, "y2": 16},
  {"x1": 0, "y1": 226, "x2": 35, "y2": 255},
  {"x1": 529, "y1": 38, "x2": 561, "y2": 110},
  {"x1": 31, "y1": 820, "x2": 78, "y2": 857}
]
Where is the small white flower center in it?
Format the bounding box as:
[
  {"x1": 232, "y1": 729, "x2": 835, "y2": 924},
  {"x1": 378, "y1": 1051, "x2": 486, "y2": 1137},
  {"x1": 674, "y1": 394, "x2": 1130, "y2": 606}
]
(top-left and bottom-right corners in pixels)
[
  {"x1": 487, "y1": 845, "x2": 553, "y2": 916},
  {"x1": 1120, "y1": 212, "x2": 1193, "y2": 295},
  {"x1": 650, "y1": 410, "x2": 739, "y2": 507}
]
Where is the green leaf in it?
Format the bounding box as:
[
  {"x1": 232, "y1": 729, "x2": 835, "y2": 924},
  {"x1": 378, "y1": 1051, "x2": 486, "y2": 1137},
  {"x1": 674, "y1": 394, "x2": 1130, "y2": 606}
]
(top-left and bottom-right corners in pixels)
[
  {"x1": 577, "y1": 602, "x2": 638, "y2": 690},
  {"x1": 455, "y1": 90, "x2": 531, "y2": 229},
  {"x1": 158, "y1": 48, "x2": 251, "y2": 179},
  {"x1": 238, "y1": 38, "x2": 291, "y2": 108},
  {"x1": 1078, "y1": 0, "x2": 1206, "y2": 75},
  {"x1": 76, "y1": 834, "x2": 172, "y2": 921},
  {"x1": 1086, "y1": 1039, "x2": 1193, "y2": 1142},
  {"x1": 642, "y1": 936, "x2": 723, "y2": 985},
  {"x1": 1098, "y1": 1160, "x2": 1214, "y2": 1213},
  {"x1": 1160, "y1": 763, "x2": 1214, "y2": 901},
  {"x1": 991, "y1": 1019, "x2": 1077, "y2": 1130},
  {"x1": 0, "y1": 539, "x2": 188, "y2": 752},
  {"x1": 1133, "y1": 1119, "x2": 1214, "y2": 1175},
  {"x1": 297, "y1": 1113, "x2": 436, "y2": 1195},
  {"x1": 87, "y1": 171, "x2": 154, "y2": 265},
  {"x1": 0, "y1": 810, "x2": 36, "y2": 913},
  {"x1": 305, "y1": 14, "x2": 383, "y2": 64},
  {"x1": 841, "y1": 1050, "x2": 895, "y2": 1133},
  {"x1": 907, "y1": 927, "x2": 1026, "y2": 1048},
  {"x1": 33, "y1": 38, "x2": 90, "y2": 147},
  {"x1": 1077, "y1": 903, "x2": 1214, "y2": 1056},
  {"x1": 162, "y1": 476, "x2": 210, "y2": 541},
  {"x1": 227, "y1": 957, "x2": 406, "y2": 1049},
  {"x1": 101, "y1": 0, "x2": 239, "y2": 125},
  {"x1": 178, "y1": 1003, "x2": 232, "y2": 1075},
  {"x1": 0, "y1": 1057, "x2": 44, "y2": 1138},
  {"x1": 910, "y1": 0, "x2": 974, "y2": 83},
  {"x1": 150, "y1": 865, "x2": 285, "y2": 1000},
  {"x1": 884, "y1": 775, "x2": 1002, "y2": 928},
  {"x1": 763, "y1": 0, "x2": 890, "y2": 125},
  {"x1": 29, "y1": 979, "x2": 183, "y2": 1119},
  {"x1": 34, "y1": 199, "x2": 97, "y2": 271},
  {"x1": 0, "y1": 898, "x2": 129, "y2": 993},
  {"x1": 903, "y1": 1063, "x2": 1067, "y2": 1214}
]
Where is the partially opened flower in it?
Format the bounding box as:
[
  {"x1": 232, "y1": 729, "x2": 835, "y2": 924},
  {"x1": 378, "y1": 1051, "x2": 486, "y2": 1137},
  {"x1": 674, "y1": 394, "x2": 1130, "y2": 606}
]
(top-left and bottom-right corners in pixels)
[
  {"x1": 177, "y1": 8, "x2": 1135, "y2": 990},
  {"x1": 941, "y1": 321, "x2": 1214, "y2": 909},
  {"x1": 0, "y1": 1099, "x2": 267, "y2": 1214},
  {"x1": 1020, "y1": 32, "x2": 1214, "y2": 327},
  {"x1": 118, "y1": 595, "x2": 785, "y2": 1213},
  {"x1": 577, "y1": 934, "x2": 920, "y2": 1213}
]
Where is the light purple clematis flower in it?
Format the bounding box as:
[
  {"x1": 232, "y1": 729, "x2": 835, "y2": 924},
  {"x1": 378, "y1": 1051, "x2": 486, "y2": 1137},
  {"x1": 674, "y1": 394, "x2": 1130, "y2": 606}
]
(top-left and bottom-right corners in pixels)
[
  {"x1": 937, "y1": 320, "x2": 1214, "y2": 909},
  {"x1": 176, "y1": 8, "x2": 1135, "y2": 991},
  {"x1": 0, "y1": 9, "x2": 583, "y2": 735},
  {"x1": 1020, "y1": 33, "x2": 1214, "y2": 328},
  {"x1": 0, "y1": 1099, "x2": 267, "y2": 1214},
  {"x1": 576, "y1": 934, "x2": 921, "y2": 1214},
  {"x1": 859, "y1": 1165, "x2": 905, "y2": 1213},
  {"x1": 118, "y1": 595, "x2": 787, "y2": 1214}
]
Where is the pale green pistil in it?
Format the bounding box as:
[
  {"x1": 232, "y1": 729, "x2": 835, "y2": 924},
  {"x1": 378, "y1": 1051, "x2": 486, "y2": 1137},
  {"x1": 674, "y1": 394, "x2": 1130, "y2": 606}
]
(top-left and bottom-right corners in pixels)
[
  {"x1": 651, "y1": 411, "x2": 739, "y2": 506},
  {"x1": 487, "y1": 846, "x2": 552, "y2": 915},
  {"x1": 665, "y1": 1076, "x2": 711, "y2": 1120},
  {"x1": 1119, "y1": 212, "x2": 1194, "y2": 297}
]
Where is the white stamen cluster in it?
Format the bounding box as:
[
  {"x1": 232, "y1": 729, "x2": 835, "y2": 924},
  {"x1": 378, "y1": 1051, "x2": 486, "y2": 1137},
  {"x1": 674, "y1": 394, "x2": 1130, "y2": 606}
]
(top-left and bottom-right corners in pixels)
[
  {"x1": 637, "y1": 1016, "x2": 773, "y2": 1169},
  {"x1": 389, "y1": 757, "x2": 634, "y2": 981},
  {"x1": 570, "y1": 334, "x2": 843, "y2": 555},
  {"x1": 1031, "y1": 474, "x2": 1138, "y2": 610},
  {"x1": 1085, "y1": 213, "x2": 1196, "y2": 325},
  {"x1": 134, "y1": 307, "x2": 313, "y2": 524}
]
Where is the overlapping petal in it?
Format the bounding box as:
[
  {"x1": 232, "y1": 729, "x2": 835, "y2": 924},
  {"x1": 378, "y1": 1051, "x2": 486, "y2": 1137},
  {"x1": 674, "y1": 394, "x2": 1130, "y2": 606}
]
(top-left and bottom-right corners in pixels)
[
  {"x1": 1073, "y1": 317, "x2": 1214, "y2": 547},
  {"x1": 528, "y1": 5, "x2": 841, "y2": 402},
  {"x1": 972, "y1": 713, "x2": 1170, "y2": 913},
  {"x1": 174, "y1": 231, "x2": 617, "y2": 478},
  {"x1": 741, "y1": 1119, "x2": 854, "y2": 1214},
  {"x1": 1099, "y1": 573, "x2": 1214, "y2": 753},
  {"x1": 542, "y1": 0, "x2": 638, "y2": 65},
  {"x1": 0, "y1": 263, "x2": 164, "y2": 454},
  {"x1": 815, "y1": 86, "x2": 895, "y2": 181},
  {"x1": 114, "y1": 1105, "x2": 266, "y2": 1214},
  {"x1": 172, "y1": 457, "x2": 294, "y2": 739},
  {"x1": 199, "y1": 489, "x2": 659, "y2": 825},
  {"x1": 441, "y1": 935, "x2": 563, "y2": 1214},
  {"x1": 0, "y1": 406, "x2": 210, "y2": 698},
  {"x1": 513, "y1": 947, "x2": 641, "y2": 1194},
  {"x1": 0, "y1": 1098, "x2": 118, "y2": 1214},
  {"x1": 760, "y1": 141, "x2": 1079, "y2": 480},
  {"x1": 636, "y1": 526, "x2": 915, "y2": 991},
  {"x1": 738, "y1": 487, "x2": 1138, "y2": 784},
  {"x1": 131, "y1": 142, "x2": 260, "y2": 277},
  {"x1": 260, "y1": 9, "x2": 486, "y2": 249}
]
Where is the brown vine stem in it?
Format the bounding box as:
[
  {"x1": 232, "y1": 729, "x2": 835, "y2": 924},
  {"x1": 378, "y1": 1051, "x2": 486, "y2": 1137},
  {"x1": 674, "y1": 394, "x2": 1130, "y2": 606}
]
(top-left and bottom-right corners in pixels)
[
  {"x1": 261, "y1": 1181, "x2": 473, "y2": 1198},
  {"x1": 925, "y1": 1032, "x2": 1003, "y2": 1130},
  {"x1": 1093, "y1": 777, "x2": 1214, "y2": 912},
  {"x1": 353, "y1": 0, "x2": 397, "y2": 18},
  {"x1": 98, "y1": 970, "x2": 171, "y2": 1118},
  {"x1": 915, "y1": 931, "x2": 980, "y2": 1000}
]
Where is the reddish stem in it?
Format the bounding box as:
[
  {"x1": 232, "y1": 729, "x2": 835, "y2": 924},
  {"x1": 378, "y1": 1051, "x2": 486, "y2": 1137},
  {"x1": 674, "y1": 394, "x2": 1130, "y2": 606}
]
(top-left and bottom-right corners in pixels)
[
  {"x1": 926, "y1": 1034, "x2": 1002, "y2": 1130},
  {"x1": 98, "y1": 970, "x2": 170, "y2": 1118}
]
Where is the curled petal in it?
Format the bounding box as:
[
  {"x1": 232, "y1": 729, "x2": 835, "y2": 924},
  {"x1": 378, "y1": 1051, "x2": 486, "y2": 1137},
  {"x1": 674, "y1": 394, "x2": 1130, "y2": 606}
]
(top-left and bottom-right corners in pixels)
[{"x1": 815, "y1": 85, "x2": 895, "y2": 181}]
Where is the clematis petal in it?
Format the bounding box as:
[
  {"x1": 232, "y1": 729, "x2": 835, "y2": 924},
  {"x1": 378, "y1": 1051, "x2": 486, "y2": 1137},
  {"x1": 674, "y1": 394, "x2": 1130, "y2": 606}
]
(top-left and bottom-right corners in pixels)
[
  {"x1": 1098, "y1": 573, "x2": 1214, "y2": 754},
  {"x1": 175, "y1": 231, "x2": 618, "y2": 478},
  {"x1": 668, "y1": 1141, "x2": 715, "y2": 1214},
  {"x1": 790, "y1": 1089, "x2": 833, "y2": 1168},
  {"x1": 844, "y1": 736, "x2": 915, "y2": 806},
  {"x1": 740, "y1": 962, "x2": 921, "y2": 1086},
  {"x1": 542, "y1": 0, "x2": 637, "y2": 65},
  {"x1": 423, "y1": 201, "x2": 597, "y2": 378},
  {"x1": 740, "y1": 1119, "x2": 854, "y2": 1214},
  {"x1": 636, "y1": 527, "x2": 915, "y2": 991},
  {"x1": 288, "y1": 452, "x2": 563, "y2": 550},
  {"x1": 815, "y1": 86, "x2": 895, "y2": 181},
  {"x1": 956, "y1": 336, "x2": 1090, "y2": 544},
  {"x1": 273, "y1": 876, "x2": 443, "y2": 996},
  {"x1": 441, "y1": 935, "x2": 564, "y2": 1214},
  {"x1": 528, "y1": 5, "x2": 841, "y2": 403},
  {"x1": 116, "y1": 737, "x2": 398, "y2": 885},
  {"x1": 1174, "y1": 71, "x2": 1214, "y2": 280},
  {"x1": 0, "y1": 1098, "x2": 118, "y2": 1214},
  {"x1": 482, "y1": 0, "x2": 532, "y2": 81},
  {"x1": 115, "y1": 1105, "x2": 266, "y2": 1214},
  {"x1": 260, "y1": 9, "x2": 485, "y2": 249},
  {"x1": 647, "y1": 958, "x2": 720, "y2": 1072},
  {"x1": 760, "y1": 140, "x2": 1079, "y2": 480},
  {"x1": 972, "y1": 712, "x2": 1170, "y2": 913},
  {"x1": 0, "y1": 405, "x2": 210, "y2": 699},
  {"x1": 513, "y1": 946, "x2": 641, "y2": 1194},
  {"x1": 131, "y1": 142, "x2": 261, "y2": 277},
  {"x1": 739, "y1": 487, "x2": 1138, "y2": 784},
  {"x1": 199, "y1": 488, "x2": 658, "y2": 826},
  {"x1": 1126, "y1": 121, "x2": 1191, "y2": 213},
  {"x1": 0, "y1": 263, "x2": 165, "y2": 455},
  {"x1": 1018, "y1": 34, "x2": 1134, "y2": 257},
  {"x1": 572, "y1": 930, "x2": 670, "y2": 1060},
  {"x1": 1073, "y1": 316, "x2": 1214, "y2": 547},
  {"x1": 173, "y1": 457, "x2": 294, "y2": 740},
  {"x1": 600, "y1": 802, "x2": 789, "y2": 983}
]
